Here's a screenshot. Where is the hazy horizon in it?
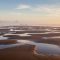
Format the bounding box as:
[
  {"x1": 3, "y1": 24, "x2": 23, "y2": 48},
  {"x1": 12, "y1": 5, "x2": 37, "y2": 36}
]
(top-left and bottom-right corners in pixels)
[{"x1": 0, "y1": 0, "x2": 60, "y2": 26}]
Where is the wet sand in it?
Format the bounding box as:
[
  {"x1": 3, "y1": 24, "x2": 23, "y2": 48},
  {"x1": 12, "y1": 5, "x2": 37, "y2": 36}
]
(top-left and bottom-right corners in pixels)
[
  {"x1": 0, "y1": 40, "x2": 17, "y2": 44},
  {"x1": 3, "y1": 34, "x2": 60, "y2": 45},
  {"x1": 0, "y1": 44, "x2": 60, "y2": 60},
  {"x1": 0, "y1": 44, "x2": 37, "y2": 60},
  {"x1": 0, "y1": 27, "x2": 60, "y2": 60}
]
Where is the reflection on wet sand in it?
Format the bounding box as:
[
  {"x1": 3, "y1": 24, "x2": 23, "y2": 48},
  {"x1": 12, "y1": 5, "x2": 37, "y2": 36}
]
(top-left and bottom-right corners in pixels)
[
  {"x1": 0, "y1": 40, "x2": 60, "y2": 56},
  {"x1": 0, "y1": 26, "x2": 60, "y2": 60}
]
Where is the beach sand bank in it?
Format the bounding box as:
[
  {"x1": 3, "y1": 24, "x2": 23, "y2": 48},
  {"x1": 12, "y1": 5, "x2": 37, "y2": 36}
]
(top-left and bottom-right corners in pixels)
[{"x1": 0, "y1": 44, "x2": 60, "y2": 60}]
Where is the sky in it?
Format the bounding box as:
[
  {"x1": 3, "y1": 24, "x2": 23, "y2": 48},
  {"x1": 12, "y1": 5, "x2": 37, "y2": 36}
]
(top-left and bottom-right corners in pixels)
[{"x1": 0, "y1": 0, "x2": 60, "y2": 26}]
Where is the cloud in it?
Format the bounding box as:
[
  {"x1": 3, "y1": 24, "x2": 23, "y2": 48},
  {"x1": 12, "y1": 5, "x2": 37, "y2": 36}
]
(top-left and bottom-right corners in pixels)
[
  {"x1": 15, "y1": 4, "x2": 60, "y2": 16},
  {"x1": 31, "y1": 5, "x2": 60, "y2": 16},
  {"x1": 16, "y1": 4, "x2": 31, "y2": 9}
]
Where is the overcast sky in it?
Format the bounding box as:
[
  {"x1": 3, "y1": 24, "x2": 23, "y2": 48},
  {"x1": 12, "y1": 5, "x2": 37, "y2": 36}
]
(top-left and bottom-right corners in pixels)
[{"x1": 0, "y1": 0, "x2": 60, "y2": 26}]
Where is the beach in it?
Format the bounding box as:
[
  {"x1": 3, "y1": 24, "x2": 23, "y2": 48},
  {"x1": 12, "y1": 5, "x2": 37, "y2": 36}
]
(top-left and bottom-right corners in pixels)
[
  {"x1": 0, "y1": 44, "x2": 60, "y2": 60},
  {"x1": 0, "y1": 26, "x2": 60, "y2": 60}
]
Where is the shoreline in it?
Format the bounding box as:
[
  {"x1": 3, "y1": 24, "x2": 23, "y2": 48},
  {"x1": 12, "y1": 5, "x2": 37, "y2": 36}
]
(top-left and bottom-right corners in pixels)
[{"x1": 0, "y1": 44, "x2": 60, "y2": 60}]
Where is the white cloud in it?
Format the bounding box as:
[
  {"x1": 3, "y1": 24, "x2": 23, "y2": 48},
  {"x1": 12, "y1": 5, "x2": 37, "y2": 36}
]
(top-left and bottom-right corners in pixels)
[
  {"x1": 16, "y1": 4, "x2": 31, "y2": 9},
  {"x1": 16, "y1": 4, "x2": 60, "y2": 16},
  {"x1": 31, "y1": 5, "x2": 60, "y2": 16}
]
